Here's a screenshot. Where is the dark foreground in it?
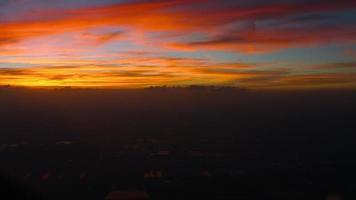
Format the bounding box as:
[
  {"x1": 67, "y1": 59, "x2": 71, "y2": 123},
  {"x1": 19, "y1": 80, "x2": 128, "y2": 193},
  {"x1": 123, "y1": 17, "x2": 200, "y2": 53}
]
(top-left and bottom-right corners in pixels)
[{"x1": 0, "y1": 87, "x2": 355, "y2": 199}]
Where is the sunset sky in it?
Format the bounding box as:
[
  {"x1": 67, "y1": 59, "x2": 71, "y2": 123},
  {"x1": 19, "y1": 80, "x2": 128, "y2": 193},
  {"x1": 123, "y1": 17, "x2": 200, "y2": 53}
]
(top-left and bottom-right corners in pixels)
[{"x1": 0, "y1": 0, "x2": 355, "y2": 89}]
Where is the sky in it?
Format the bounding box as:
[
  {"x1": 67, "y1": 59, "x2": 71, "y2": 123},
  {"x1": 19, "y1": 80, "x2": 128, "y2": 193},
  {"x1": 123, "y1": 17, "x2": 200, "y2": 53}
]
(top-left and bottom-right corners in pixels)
[{"x1": 0, "y1": 0, "x2": 355, "y2": 89}]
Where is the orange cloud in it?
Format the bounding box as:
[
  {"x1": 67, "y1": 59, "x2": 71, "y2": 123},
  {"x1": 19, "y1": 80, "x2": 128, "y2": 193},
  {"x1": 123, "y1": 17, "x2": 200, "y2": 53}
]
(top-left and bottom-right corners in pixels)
[
  {"x1": 233, "y1": 73, "x2": 356, "y2": 90},
  {"x1": 0, "y1": 0, "x2": 355, "y2": 51},
  {"x1": 0, "y1": 0, "x2": 355, "y2": 89},
  {"x1": 168, "y1": 24, "x2": 356, "y2": 53},
  {"x1": 2, "y1": 61, "x2": 355, "y2": 90},
  {"x1": 0, "y1": 59, "x2": 255, "y2": 88}
]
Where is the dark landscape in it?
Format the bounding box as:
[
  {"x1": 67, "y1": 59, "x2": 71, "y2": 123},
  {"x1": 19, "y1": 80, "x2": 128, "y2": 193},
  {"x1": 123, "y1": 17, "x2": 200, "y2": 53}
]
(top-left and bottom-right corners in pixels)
[{"x1": 1, "y1": 87, "x2": 355, "y2": 199}]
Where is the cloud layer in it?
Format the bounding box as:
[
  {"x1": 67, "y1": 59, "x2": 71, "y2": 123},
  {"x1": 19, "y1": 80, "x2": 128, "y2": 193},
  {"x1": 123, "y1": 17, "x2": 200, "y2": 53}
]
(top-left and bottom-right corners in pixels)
[{"x1": 0, "y1": 0, "x2": 355, "y2": 89}]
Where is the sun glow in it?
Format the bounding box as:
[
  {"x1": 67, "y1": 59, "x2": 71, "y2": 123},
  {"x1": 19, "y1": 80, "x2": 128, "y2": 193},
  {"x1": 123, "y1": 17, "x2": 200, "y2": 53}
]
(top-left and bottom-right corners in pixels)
[{"x1": 0, "y1": 0, "x2": 355, "y2": 89}]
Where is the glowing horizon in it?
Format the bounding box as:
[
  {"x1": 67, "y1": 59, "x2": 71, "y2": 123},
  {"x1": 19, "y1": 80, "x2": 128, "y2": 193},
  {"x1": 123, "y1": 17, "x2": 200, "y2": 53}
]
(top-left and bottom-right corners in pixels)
[{"x1": 0, "y1": 0, "x2": 355, "y2": 89}]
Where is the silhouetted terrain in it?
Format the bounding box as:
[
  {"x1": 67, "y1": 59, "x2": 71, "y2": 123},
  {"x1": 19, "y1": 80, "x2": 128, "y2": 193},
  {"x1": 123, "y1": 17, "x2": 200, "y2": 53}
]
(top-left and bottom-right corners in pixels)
[{"x1": 0, "y1": 87, "x2": 355, "y2": 199}]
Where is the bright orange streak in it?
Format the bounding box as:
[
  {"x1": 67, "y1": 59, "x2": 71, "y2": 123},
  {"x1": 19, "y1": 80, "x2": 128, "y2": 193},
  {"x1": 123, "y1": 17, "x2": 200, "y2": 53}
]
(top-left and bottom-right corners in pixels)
[{"x1": 0, "y1": 65, "x2": 242, "y2": 88}]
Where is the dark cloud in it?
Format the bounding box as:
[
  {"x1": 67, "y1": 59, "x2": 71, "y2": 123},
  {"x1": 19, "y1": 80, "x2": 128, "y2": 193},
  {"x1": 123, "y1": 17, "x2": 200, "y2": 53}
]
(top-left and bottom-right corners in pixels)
[
  {"x1": 185, "y1": 36, "x2": 246, "y2": 46},
  {"x1": 0, "y1": 37, "x2": 20, "y2": 45},
  {"x1": 82, "y1": 31, "x2": 124, "y2": 44},
  {"x1": 0, "y1": 68, "x2": 31, "y2": 76},
  {"x1": 287, "y1": 14, "x2": 335, "y2": 23},
  {"x1": 313, "y1": 62, "x2": 356, "y2": 69}
]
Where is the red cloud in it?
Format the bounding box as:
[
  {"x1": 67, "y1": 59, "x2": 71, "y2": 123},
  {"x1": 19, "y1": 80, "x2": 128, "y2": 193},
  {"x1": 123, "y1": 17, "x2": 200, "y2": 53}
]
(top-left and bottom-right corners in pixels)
[{"x1": 0, "y1": 0, "x2": 355, "y2": 51}]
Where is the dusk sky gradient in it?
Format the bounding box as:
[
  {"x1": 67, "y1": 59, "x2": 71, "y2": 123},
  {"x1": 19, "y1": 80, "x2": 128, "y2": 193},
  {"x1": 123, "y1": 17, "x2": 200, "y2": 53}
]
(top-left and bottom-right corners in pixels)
[{"x1": 0, "y1": 0, "x2": 355, "y2": 89}]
